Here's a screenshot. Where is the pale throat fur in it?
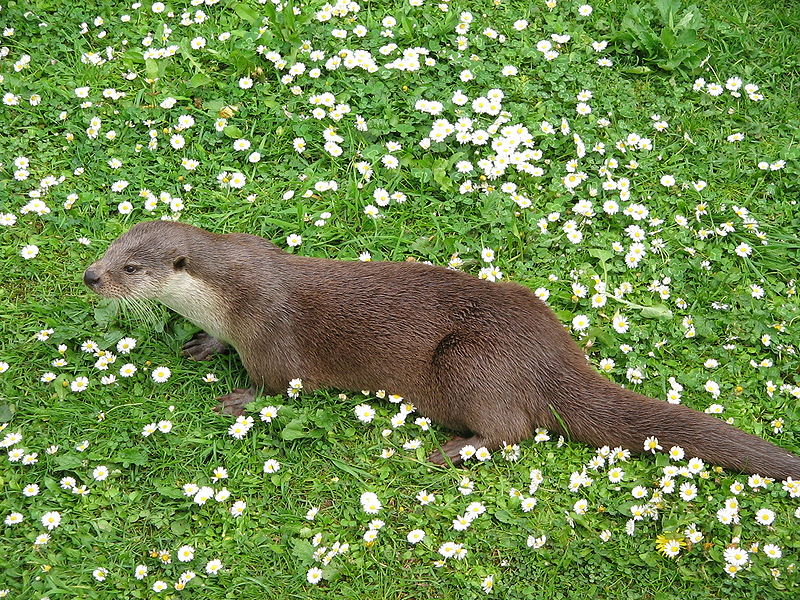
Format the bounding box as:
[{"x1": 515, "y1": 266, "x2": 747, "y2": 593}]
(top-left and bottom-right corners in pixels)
[{"x1": 157, "y1": 271, "x2": 231, "y2": 344}]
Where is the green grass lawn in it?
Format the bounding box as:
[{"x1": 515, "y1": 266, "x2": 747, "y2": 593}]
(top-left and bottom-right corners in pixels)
[{"x1": 1, "y1": 0, "x2": 799, "y2": 597}]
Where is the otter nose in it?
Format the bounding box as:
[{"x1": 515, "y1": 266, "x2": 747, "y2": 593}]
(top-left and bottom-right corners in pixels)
[{"x1": 84, "y1": 268, "x2": 100, "y2": 288}]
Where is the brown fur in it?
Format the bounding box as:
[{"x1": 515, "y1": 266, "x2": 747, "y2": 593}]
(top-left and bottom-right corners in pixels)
[{"x1": 84, "y1": 221, "x2": 800, "y2": 479}]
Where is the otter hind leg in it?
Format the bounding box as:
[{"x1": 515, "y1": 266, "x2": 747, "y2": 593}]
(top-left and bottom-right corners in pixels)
[
  {"x1": 429, "y1": 435, "x2": 490, "y2": 466},
  {"x1": 182, "y1": 332, "x2": 230, "y2": 361},
  {"x1": 214, "y1": 387, "x2": 256, "y2": 416},
  {"x1": 427, "y1": 332, "x2": 538, "y2": 466}
]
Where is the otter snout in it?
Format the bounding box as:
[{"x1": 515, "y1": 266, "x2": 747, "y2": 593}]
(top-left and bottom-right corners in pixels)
[{"x1": 83, "y1": 267, "x2": 100, "y2": 288}]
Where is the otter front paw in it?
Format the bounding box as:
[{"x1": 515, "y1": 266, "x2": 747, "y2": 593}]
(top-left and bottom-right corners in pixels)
[{"x1": 182, "y1": 332, "x2": 229, "y2": 361}]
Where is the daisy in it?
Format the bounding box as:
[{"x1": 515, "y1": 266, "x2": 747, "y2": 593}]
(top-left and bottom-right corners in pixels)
[
  {"x1": 151, "y1": 366, "x2": 171, "y2": 382},
  {"x1": 260, "y1": 406, "x2": 279, "y2": 422},
  {"x1": 263, "y1": 459, "x2": 281, "y2": 473},
  {"x1": 659, "y1": 539, "x2": 682, "y2": 558},
  {"x1": 669, "y1": 446, "x2": 685, "y2": 460},
  {"x1": 177, "y1": 545, "x2": 195, "y2": 562},
  {"x1": 679, "y1": 483, "x2": 698, "y2": 501},
  {"x1": 5, "y1": 512, "x2": 24, "y2": 525},
  {"x1": 307, "y1": 566, "x2": 323, "y2": 584},
  {"x1": 608, "y1": 467, "x2": 625, "y2": 483},
  {"x1": 41, "y1": 511, "x2": 62, "y2": 530},
  {"x1": 612, "y1": 315, "x2": 629, "y2": 333},
  {"x1": 360, "y1": 492, "x2": 382, "y2": 514},
  {"x1": 194, "y1": 487, "x2": 214, "y2": 505},
  {"x1": 230, "y1": 501, "x2": 246, "y2": 517},
  {"x1": 416, "y1": 490, "x2": 435, "y2": 505},
  {"x1": 116, "y1": 338, "x2": 137, "y2": 354},
  {"x1": 573, "y1": 499, "x2": 588, "y2": 514},
  {"x1": 723, "y1": 547, "x2": 749, "y2": 566},
  {"x1": 438, "y1": 542, "x2": 460, "y2": 558},
  {"x1": 723, "y1": 564, "x2": 740, "y2": 577},
  {"x1": 703, "y1": 379, "x2": 721, "y2": 397},
  {"x1": 229, "y1": 172, "x2": 246, "y2": 189},
  {"x1": 755, "y1": 508, "x2": 775, "y2": 526},
  {"x1": 170, "y1": 134, "x2": 185, "y2": 149},
  {"x1": 70, "y1": 377, "x2": 89, "y2": 392},
  {"x1": 475, "y1": 447, "x2": 492, "y2": 461},
  {"x1": 643, "y1": 436, "x2": 661, "y2": 453},
  {"x1": 572, "y1": 315, "x2": 590, "y2": 331}
]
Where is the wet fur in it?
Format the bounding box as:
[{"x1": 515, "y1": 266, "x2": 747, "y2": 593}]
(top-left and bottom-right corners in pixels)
[{"x1": 85, "y1": 221, "x2": 800, "y2": 479}]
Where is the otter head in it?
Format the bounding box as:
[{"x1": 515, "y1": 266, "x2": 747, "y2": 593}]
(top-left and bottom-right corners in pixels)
[{"x1": 84, "y1": 221, "x2": 191, "y2": 301}]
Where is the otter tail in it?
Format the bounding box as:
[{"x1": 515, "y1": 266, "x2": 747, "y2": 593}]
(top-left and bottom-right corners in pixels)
[{"x1": 556, "y1": 379, "x2": 800, "y2": 480}]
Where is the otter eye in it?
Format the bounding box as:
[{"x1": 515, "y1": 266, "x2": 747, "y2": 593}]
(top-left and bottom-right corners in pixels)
[{"x1": 123, "y1": 265, "x2": 138, "y2": 274}]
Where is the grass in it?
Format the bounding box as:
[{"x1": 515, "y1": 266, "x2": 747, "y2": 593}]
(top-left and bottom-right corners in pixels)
[{"x1": 1, "y1": 0, "x2": 799, "y2": 598}]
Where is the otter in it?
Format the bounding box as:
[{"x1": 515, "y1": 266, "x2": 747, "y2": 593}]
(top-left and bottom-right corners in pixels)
[{"x1": 84, "y1": 221, "x2": 800, "y2": 479}]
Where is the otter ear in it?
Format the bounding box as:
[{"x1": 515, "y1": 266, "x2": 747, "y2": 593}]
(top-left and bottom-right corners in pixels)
[{"x1": 173, "y1": 256, "x2": 188, "y2": 270}]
